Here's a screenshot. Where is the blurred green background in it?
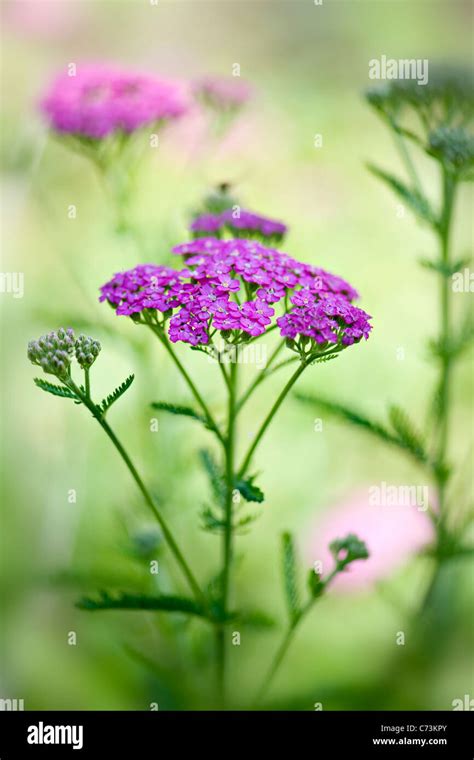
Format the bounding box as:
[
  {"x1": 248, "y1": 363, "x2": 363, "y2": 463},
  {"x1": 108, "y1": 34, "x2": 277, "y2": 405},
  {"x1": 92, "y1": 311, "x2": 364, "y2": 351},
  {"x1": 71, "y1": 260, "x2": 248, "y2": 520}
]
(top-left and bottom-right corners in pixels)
[{"x1": 1, "y1": 0, "x2": 473, "y2": 710}]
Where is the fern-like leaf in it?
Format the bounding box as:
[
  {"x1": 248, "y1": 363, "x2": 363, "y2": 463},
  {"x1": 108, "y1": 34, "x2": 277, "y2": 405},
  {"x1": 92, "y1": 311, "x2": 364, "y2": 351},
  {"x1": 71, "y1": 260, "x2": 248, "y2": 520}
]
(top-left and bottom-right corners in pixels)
[
  {"x1": 306, "y1": 352, "x2": 340, "y2": 366},
  {"x1": 34, "y1": 378, "x2": 79, "y2": 401},
  {"x1": 201, "y1": 506, "x2": 225, "y2": 533},
  {"x1": 234, "y1": 610, "x2": 275, "y2": 628},
  {"x1": 388, "y1": 405, "x2": 427, "y2": 462},
  {"x1": 99, "y1": 374, "x2": 135, "y2": 416},
  {"x1": 199, "y1": 449, "x2": 226, "y2": 508},
  {"x1": 419, "y1": 256, "x2": 471, "y2": 277},
  {"x1": 150, "y1": 401, "x2": 207, "y2": 424},
  {"x1": 233, "y1": 511, "x2": 261, "y2": 534},
  {"x1": 76, "y1": 591, "x2": 205, "y2": 617},
  {"x1": 282, "y1": 532, "x2": 300, "y2": 623},
  {"x1": 367, "y1": 163, "x2": 437, "y2": 227},
  {"x1": 296, "y1": 393, "x2": 399, "y2": 446}
]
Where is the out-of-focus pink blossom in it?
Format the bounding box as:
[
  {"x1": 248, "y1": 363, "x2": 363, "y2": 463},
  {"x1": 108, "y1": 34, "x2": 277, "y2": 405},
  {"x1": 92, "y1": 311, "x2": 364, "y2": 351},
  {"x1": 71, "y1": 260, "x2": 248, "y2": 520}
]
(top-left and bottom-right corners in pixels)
[
  {"x1": 41, "y1": 63, "x2": 189, "y2": 139},
  {"x1": 3, "y1": 0, "x2": 83, "y2": 38},
  {"x1": 193, "y1": 76, "x2": 252, "y2": 110},
  {"x1": 308, "y1": 488, "x2": 435, "y2": 591}
]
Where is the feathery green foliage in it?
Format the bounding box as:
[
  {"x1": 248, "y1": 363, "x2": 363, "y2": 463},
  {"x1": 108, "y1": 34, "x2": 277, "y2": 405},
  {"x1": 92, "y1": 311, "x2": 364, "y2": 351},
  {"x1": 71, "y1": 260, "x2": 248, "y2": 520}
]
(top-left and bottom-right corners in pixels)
[
  {"x1": 33, "y1": 378, "x2": 79, "y2": 401},
  {"x1": 388, "y1": 405, "x2": 427, "y2": 462},
  {"x1": 150, "y1": 401, "x2": 207, "y2": 424},
  {"x1": 281, "y1": 532, "x2": 300, "y2": 623},
  {"x1": 199, "y1": 449, "x2": 226, "y2": 507},
  {"x1": 76, "y1": 591, "x2": 205, "y2": 617},
  {"x1": 366, "y1": 163, "x2": 437, "y2": 226},
  {"x1": 99, "y1": 374, "x2": 135, "y2": 415}
]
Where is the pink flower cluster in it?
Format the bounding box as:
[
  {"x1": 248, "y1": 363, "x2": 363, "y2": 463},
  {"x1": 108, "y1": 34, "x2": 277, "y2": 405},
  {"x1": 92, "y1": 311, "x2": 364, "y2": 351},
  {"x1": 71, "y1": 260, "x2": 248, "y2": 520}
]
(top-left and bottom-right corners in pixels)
[
  {"x1": 193, "y1": 76, "x2": 252, "y2": 110},
  {"x1": 41, "y1": 64, "x2": 188, "y2": 139},
  {"x1": 99, "y1": 238, "x2": 372, "y2": 350},
  {"x1": 190, "y1": 209, "x2": 287, "y2": 242}
]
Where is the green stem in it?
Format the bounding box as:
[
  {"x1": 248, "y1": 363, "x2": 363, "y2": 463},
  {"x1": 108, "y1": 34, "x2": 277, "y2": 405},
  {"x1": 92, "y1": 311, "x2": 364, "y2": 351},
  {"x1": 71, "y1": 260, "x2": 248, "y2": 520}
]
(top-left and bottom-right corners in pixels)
[
  {"x1": 149, "y1": 324, "x2": 225, "y2": 446},
  {"x1": 254, "y1": 624, "x2": 299, "y2": 706},
  {"x1": 84, "y1": 368, "x2": 90, "y2": 400},
  {"x1": 390, "y1": 120, "x2": 424, "y2": 197},
  {"x1": 217, "y1": 358, "x2": 238, "y2": 703},
  {"x1": 421, "y1": 166, "x2": 457, "y2": 613},
  {"x1": 68, "y1": 380, "x2": 204, "y2": 606},
  {"x1": 254, "y1": 568, "x2": 339, "y2": 706},
  {"x1": 436, "y1": 168, "x2": 456, "y2": 515},
  {"x1": 235, "y1": 340, "x2": 287, "y2": 413},
  {"x1": 238, "y1": 362, "x2": 307, "y2": 478}
]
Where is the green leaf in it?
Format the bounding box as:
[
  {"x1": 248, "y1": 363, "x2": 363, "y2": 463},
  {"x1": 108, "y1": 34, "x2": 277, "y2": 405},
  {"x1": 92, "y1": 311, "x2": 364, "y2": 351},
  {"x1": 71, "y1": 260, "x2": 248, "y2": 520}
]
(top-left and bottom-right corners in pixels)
[
  {"x1": 199, "y1": 449, "x2": 226, "y2": 507},
  {"x1": 150, "y1": 401, "x2": 207, "y2": 425},
  {"x1": 451, "y1": 311, "x2": 474, "y2": 357},
  {"x1": 34, "y1": 378, "x2": 79, "y2": 402},
  {"x1": 419, "y1": 256, "x2": 471, "y2": 277},
  {"x1": 307, "y1": 569, "x2": 325, "y2": 599},
  {"x1": 281, "y1": 532, "x2": 300, "y2": 623},
  {"x1": 234, "y1": 476, "x2": 265, "y2": 503},
  {"x1": 367, "y1": 163, "x2": 437, "y2": 226},
  {"x1": 233, "y1": 512, "x2": 261, "y2": 534},
  {"x1": 388, "y1": 405, "x2": 427, "y2": 462},
  {"x1": 235, "y1": 610, "x2": 276, "y2": 629},
  {"x1": 295, "y1": 393, "x2": 399, "y2": 447},
  {"x1": 296, "y1": 393, "x2": 432, "y2": 470},
  {"x1": 430, "y1": 310, "x2": 474, "y2": 361},
  {"x1": 307, "y1": 352, "x2": 340, "y2": 366},
  {"x1": 200, "y1": 506, "x2": 225, "y2": 534},
  {"x1": 76, "y1": 591, "x2": 205, "y2": 617},
  {"x1": 99, "y1": 374, "x2": 135, "y2": 416}
]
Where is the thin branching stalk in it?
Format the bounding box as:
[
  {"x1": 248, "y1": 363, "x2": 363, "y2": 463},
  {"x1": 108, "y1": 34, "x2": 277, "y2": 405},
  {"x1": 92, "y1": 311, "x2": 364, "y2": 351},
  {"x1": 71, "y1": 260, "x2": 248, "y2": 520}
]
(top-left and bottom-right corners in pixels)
[
  {"x1": 254, "y1": 568, "x2": 339, "y2": 705},
  {"x1": 238, "y1": 362, "x2": 308, "y2": 478},
  {"x1": 67, "y1": 378, "x2": 205, "y2": 606},
  {"x1": 147, "y1": 322, "x2": 225, "y2": 445},
  {"x1": 216, "y1": 358, "x2": 238, "y2": 702}
]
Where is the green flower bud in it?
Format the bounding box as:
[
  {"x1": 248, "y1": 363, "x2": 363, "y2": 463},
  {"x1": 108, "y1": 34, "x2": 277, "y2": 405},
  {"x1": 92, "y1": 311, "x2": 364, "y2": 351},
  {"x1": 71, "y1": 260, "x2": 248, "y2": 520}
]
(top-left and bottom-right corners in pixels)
[
  {"x1": 428, "y1": 127, "x2": 474, "y2": 173},
  {"x1": 75, "y1": 334, "x2": 101, "y2": 369},
  {"x1": 27, "y1": 328, "x2": 75, "y2": 379},
  {"x1": 329, "y1": 533, "x2": 369, "y2": 569}
]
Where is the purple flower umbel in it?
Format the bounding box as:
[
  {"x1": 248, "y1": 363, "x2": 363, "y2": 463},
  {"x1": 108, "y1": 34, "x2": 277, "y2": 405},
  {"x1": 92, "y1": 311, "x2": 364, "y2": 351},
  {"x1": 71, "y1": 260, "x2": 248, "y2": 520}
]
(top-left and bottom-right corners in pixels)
[
  {"x1": 190, "y1": 209, "x2": 287, "y2": 243},
  {"x1": 99, "y1": 239, "x2": 372, "y2": 357}
]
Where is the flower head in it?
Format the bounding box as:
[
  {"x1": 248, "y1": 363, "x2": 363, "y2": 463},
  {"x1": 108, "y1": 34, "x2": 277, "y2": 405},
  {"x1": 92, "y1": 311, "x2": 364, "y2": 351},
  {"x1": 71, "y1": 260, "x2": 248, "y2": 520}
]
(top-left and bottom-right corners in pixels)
[
  {"x1": 99, "y1": 264, "x2": 182, "y2": 316},
  {"x1": 100, "y1": 238, "x2": 371, "y2": 356},
  {"x1": 27, "y1": 327, "x2": 75, "y2": 379},
  {"x1": 365, "y1": 65, "x2": 474, "y2": 134},
  {"x1": 278, "y1": 294, "x2": 372, "y2": 347},
  {"x1": 308, "y1": 489, "x2": 434, "y2": 592},
  {"x1": 190, "y1": 208, "x2": 287, "y2": 243},
  {"x1": 427, "y1": 126, "x2": 474, "y2": 174},
  {"x1": 41, "y1": 64, "x2": 188, "y2": 139},
  {"x1": 75, "y1": 334, "x2": 101, "y2": 369}
]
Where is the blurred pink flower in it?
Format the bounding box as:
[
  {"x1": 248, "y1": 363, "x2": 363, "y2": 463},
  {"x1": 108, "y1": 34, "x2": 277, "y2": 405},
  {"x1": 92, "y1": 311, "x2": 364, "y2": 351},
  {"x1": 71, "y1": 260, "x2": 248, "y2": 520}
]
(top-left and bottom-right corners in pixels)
[
  {"x1": 3, "y1": 0, "x2": 83, "y2": 38},
  {"x1": 41, "y1": 63, "x2": 189, "y2": 139},
  {"x1": 308, "y1": 488, "x2": 435, "y2": 592},
  {"x1": 193, "y1": 75, "x2": 252, "y2": 111}
]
